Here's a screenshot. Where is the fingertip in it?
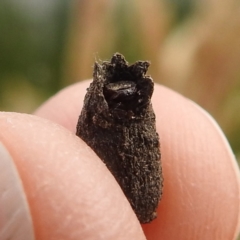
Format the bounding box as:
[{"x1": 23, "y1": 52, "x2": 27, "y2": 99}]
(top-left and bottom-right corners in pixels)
[
  {"x1": 0, "y1": 112, "x2": 146, "y2": 240},
  {"x1": 33, "y1": 81, "x2": 240, "y2": 239},
  {"x1": 0, "y1": 142, "x2": 35, "y2": 240},
  {"x1": 34, "y1": 81, "x2": 90, "y2": 132},
  {"x1": 144, "y1": 85, "x2": 240, "y2": 239}
]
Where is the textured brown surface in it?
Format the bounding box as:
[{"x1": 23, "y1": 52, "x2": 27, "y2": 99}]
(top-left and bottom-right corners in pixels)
[{"x1": 76, "y1": 53, "x2": 163, "y2": 223}]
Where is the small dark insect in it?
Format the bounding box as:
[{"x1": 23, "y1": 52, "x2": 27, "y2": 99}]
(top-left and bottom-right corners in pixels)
[{"x1": 76, "y1": 53, "x2": 163, "y2": 223}]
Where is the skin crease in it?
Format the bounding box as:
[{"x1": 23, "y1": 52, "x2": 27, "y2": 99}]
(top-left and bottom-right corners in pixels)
[{"x1": 0, "y1": 81, "x2": 239, "y2": 239}]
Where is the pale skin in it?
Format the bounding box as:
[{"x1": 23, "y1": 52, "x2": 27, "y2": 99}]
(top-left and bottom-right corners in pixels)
[{"x1": 0, "y1": 81, "x2": 239, "y2": 240}]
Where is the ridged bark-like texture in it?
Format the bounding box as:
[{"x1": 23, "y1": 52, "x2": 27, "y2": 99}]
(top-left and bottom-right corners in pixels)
[{"x1": 76, "y1": 53, "x2": 163, "y2": 223}]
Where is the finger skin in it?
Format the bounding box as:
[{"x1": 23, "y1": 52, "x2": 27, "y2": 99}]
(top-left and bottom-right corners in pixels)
[
  {"x1": 4, "y1": 81, "x2": 240, "y2": 239},
  {"x1": 0, "y1": 113, "x2": 146, "y2": 240},
  {"x1": 148, "y1": 86, "x2": 240, "y2": 240},
  {"x1": 35, "y1": 81, "x2": 90, "y2": 133},
  {"x1": 0, "y1": 143, "x2": 35, "y2": 240},
  {"x1": 35, "y1": 81, "x2": 240, "y2": 239}
]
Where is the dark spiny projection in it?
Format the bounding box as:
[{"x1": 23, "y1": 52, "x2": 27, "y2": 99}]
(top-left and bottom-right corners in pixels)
[{"x1": 76, "y1": 53, "x2": 163, "y2": 223}]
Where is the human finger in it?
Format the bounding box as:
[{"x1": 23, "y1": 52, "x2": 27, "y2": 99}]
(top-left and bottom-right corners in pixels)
[
  {"x1": 35, "y1": 81, "x2": 240, "y2": 239},
  {"x1": 0, "y1": 112, "x2": 146, "y2": 240}
]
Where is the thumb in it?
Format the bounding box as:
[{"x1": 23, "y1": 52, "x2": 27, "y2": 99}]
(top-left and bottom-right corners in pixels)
[
  {"x1": 0, "y1": 142, "x2": 34, "y2": 240},
  {"x1": 0, "y1": 112, "x2": 146, "y2": 240}
]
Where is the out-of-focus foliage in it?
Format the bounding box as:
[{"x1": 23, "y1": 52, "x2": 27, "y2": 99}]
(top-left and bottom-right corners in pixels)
[
  {"x1": 0, "y1": 0, "x2": 70, "y2": 111},
  {"x1": 0, "y1": 0, "x2": 240, "y2": 164}
]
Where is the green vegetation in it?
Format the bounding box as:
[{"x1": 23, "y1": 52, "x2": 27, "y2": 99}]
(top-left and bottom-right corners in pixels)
[{"x1": 0, "y1": 0, "x2": 240, "y2": 165}]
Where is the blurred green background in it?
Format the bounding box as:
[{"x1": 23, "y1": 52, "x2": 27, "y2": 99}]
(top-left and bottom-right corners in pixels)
[{"x1": 0, "y1": 0, "x2": 240, "y2": 166}]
